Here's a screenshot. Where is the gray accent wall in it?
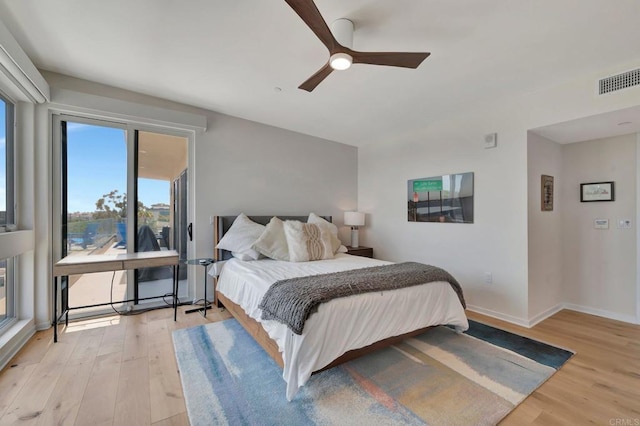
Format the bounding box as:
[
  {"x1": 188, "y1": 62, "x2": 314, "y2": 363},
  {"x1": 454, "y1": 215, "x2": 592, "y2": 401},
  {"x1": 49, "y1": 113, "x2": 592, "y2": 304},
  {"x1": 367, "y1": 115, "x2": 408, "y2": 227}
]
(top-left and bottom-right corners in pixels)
[{"x1": 196, "y1": 111, "x2": 357, "y2": 258}]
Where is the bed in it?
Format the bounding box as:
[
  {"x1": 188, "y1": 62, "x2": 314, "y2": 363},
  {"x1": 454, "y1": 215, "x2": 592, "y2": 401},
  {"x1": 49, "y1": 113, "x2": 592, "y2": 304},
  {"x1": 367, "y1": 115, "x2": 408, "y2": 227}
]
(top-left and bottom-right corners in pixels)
[{"x1": 212, "y1": 215, "x2": 469, "y2": 400}]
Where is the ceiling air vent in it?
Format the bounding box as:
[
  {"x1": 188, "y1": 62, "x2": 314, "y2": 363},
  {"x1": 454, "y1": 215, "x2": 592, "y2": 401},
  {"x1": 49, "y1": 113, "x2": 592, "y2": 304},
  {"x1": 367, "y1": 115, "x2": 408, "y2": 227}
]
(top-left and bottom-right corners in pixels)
[{"x1": 598, "y1": 68, "x2": 640, "y2": 95}]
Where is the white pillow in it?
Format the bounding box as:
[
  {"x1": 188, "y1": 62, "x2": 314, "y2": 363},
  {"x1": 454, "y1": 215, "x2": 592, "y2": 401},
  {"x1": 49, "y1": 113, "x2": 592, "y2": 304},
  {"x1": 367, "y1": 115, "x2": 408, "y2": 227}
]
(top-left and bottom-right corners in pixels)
[
  {"x1": 215, "y1": 213, "x2": 265, "y2": 261},
  {"x1": 252, "y1": 217, "x2": 289, "y2": 261},
  {"x1": 284, "y1": 220, "x2": 334, "y2": 262},
  {"x1": 232, "y1": 251, "x2": 259, "y2": 261},
  {"x1": 307, "y1": 212, "x2": 341, "y2": 254}
]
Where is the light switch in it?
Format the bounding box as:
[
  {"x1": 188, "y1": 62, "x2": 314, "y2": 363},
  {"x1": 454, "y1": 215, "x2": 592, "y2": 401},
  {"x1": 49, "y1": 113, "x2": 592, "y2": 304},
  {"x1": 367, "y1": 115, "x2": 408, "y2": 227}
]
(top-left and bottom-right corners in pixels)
[{"x1": 617, "y1": 219, "x2": 632, "y2": 229}]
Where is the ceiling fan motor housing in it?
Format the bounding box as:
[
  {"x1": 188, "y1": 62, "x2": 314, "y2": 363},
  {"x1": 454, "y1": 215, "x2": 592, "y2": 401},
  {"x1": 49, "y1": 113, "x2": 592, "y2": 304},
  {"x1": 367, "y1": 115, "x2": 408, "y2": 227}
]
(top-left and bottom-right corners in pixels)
[{"x1": 331, "y1": 18, "x2": 353, "y2": 49}]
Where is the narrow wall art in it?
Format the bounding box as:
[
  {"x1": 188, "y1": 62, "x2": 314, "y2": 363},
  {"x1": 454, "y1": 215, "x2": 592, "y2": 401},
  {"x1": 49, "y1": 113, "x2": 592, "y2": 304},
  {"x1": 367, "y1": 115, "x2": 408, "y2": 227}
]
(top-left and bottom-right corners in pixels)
[{"x1": 541, "y1": 175, "x2": 554, "y2": 211}]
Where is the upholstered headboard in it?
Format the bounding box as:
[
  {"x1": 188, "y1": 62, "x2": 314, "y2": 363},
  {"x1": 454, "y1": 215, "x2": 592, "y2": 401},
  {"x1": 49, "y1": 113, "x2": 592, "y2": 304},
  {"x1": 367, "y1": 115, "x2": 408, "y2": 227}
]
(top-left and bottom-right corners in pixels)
[{"x1": 213, "y1": 215, "x2": 332, "y2": 261}]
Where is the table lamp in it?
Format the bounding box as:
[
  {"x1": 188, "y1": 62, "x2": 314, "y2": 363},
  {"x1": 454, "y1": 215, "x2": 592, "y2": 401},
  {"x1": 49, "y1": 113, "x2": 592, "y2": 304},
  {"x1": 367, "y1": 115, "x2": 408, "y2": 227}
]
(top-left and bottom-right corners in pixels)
[{"x1": 344, "y1": 211, "x2": 365, "y2": 248}]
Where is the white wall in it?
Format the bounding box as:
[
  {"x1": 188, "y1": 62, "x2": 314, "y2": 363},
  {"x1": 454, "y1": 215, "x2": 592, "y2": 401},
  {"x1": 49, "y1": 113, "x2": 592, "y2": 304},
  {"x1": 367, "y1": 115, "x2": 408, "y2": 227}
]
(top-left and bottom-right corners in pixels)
[
  {"x1": 561, "y1": 134, "x2": 637, "y2": 321},
  {"x1": 527, "y1": 132, "x2": 564, "y2": 322},
  {"x1": 359, "y1": 59, "x2": 640, "y2": 325},
  {"x1": 359, "y1": 110, "x2": 530, "y2": 324}
]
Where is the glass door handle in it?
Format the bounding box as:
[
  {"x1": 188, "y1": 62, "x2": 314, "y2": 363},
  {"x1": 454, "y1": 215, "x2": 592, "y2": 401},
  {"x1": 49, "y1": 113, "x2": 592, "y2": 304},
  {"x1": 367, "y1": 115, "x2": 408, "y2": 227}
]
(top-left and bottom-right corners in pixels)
[{"x1": 187, "y1": 223, "x2": 193, "y2": 241}]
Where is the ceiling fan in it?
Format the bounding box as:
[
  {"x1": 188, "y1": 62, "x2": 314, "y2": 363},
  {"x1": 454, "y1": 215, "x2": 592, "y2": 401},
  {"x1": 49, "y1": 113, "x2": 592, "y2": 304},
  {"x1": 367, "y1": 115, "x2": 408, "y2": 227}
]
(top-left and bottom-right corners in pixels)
[{"x1": 284, "y1": 0, "x2": 431, "y2": 92}]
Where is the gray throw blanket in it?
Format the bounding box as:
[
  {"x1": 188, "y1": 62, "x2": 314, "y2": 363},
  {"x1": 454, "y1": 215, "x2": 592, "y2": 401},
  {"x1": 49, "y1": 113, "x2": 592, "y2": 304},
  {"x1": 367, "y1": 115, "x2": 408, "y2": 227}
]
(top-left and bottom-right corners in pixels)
[{"x1": 259, "y1": 262, "x2": 466, "y2": 335}]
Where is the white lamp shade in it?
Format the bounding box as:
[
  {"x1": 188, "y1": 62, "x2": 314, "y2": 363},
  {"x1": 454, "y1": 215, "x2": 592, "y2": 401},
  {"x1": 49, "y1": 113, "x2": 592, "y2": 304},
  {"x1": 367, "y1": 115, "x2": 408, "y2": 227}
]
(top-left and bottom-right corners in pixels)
[{"x1": 344, "y1": 211, "x2": 365, "y2": 227}]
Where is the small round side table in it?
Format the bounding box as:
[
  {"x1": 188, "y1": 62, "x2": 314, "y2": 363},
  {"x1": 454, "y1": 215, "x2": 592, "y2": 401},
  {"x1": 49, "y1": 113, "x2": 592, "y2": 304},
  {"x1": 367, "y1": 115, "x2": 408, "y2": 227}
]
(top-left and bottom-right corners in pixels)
[{"x1": 184, "y1": 258, "x2": 216, "y2": 317}]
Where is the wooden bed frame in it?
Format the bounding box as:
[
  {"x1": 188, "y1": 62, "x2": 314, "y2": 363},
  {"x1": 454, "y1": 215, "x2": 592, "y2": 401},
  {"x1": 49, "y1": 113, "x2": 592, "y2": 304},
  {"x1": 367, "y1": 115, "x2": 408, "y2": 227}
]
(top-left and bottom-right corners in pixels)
[{"x1": 212, "y1": 215, "x2": 433, "y2": 374}]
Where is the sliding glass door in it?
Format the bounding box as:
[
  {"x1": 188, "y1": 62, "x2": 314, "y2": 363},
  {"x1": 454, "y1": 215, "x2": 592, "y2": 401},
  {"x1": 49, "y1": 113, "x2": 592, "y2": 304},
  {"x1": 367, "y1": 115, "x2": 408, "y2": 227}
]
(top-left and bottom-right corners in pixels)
[
  {"x1": 54, "y1": 116, "x2": 190, "y2": 316},
  {"x1": 135, "y1": 131, "x2": 188, "y2": 301}
]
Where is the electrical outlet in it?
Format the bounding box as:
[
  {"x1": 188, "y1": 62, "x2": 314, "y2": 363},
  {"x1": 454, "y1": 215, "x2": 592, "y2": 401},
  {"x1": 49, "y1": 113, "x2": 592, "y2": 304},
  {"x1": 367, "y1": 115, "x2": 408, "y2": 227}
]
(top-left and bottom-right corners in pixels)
[{"x1": 483, "y1": 272, "x2": 493, "y2": 284}]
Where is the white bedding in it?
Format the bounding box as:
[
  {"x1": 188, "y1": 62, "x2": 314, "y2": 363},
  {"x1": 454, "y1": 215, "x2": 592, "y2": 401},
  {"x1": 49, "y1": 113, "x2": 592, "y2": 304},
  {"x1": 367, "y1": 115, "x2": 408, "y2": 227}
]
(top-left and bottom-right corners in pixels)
[{"x1": 214, "y1": 253, "x2": 469, "y2": 400}]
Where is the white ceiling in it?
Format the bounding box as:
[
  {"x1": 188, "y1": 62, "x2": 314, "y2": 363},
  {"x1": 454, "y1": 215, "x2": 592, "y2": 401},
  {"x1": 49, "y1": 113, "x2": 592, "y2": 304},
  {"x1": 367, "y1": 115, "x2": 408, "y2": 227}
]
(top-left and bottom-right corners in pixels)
[
  {"x1": 532, "y1": 105, "x2": 640, "y2": 145},
  {"x1": 1, "y1": 0, "x2": 639, "y2": 147}
]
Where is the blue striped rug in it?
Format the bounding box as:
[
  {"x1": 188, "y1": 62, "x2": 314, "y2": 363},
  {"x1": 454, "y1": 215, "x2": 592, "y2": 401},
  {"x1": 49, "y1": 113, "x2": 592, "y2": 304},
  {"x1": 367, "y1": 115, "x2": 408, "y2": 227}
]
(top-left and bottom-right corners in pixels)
[{"x1": 172, "y1": 319, "x2": 573, "y2": 425}]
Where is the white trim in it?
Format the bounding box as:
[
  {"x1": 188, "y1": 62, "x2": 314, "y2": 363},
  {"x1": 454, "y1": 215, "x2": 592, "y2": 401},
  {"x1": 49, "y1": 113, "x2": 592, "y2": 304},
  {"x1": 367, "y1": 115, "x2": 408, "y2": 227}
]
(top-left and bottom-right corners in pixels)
[
  {"x1": 527, "y1": 303, "x2": 565, "y2": 327},
  {"x1": 562, "y1": 303, "x2": 639, "y2": 325},
  {"x1": 637, "y1": 132, "x2": 640, "y2": 325},
  {"x1": 469, "y1": 301, "x2": 638, "y2": 328},
  {"x1": 0, "y1": 320, "x2": 35, "y2": 371},
  {"x1": 0, "y1": 230, "x2": 33, "y2": 259},
  {"x1": 0, "y1": 19, "x2": 49, "y2": 103},
  {"x1": 35, "y1": 320, "x2": 51, "y2": 331},
  {"x1": 466, "y1": 304, "x2": 531, "y2": 328},
  {"x1": 50, "y1": 88, "x2": 206, "y2": 131}
]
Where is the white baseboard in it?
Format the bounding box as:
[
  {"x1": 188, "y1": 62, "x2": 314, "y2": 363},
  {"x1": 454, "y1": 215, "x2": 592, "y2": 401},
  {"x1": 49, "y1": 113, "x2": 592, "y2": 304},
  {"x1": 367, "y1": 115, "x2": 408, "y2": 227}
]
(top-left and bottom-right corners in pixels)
[
  {"x1": 466, "y1": 304, "x2": 531, "y2": 328},
  {"x1": 35, "y1": 320, "x2": 51, "y2": 331},
  {"x1": 0, "y1": 319, "x2": 36, "y2": 371},
  {"x1": 527, "y1": 304, "x2": 565, "y2": 327},
  {"x1": 469, "y1": 302, "x2": 639, "y2": 329},
  {"x1": 562, "y1": 303, "x2": 639, "y2": 325}
]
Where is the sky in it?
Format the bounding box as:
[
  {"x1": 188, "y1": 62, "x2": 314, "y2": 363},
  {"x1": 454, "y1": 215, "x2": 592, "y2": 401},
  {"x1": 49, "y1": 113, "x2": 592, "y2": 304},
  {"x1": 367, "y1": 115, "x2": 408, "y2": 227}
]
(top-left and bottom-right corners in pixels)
[{"x1": 66, "y1": 122, "x2": 169, "y2": 213}]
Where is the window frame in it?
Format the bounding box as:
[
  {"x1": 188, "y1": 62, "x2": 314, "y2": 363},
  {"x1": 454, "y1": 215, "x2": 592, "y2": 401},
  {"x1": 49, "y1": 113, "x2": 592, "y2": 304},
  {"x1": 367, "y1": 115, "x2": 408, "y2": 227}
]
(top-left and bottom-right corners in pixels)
[
  {"x1": 1, "y1": 92, "x2": 15, "y2": 226},
  {"x1": 0, "y1": 91, "x2": 16, "y2": 331}
]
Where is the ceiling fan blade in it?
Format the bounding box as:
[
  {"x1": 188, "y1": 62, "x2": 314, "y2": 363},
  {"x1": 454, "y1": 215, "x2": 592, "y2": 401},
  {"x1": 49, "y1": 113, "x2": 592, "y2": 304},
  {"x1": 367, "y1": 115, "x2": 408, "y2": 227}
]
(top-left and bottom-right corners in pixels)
[
  {"x1": 351, "y1": 51, "x2": 431, "y2": 68},
  {"x1": 284, "y1": 0, "x2": 338, "y2": 51},
  {"x1": 299, "y1": 62, "x2": 334, "y2": 92}
]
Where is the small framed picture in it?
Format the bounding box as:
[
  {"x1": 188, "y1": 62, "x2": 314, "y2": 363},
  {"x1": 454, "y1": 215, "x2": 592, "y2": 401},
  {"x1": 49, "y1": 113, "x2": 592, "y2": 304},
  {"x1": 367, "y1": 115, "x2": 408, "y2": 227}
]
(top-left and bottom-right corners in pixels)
[
  {"x1": 541, "y1": 175, "x2": 554, "y2": 211},
  {"x1": 580, "y1": 181, "x2": 614, "y2": 202}
]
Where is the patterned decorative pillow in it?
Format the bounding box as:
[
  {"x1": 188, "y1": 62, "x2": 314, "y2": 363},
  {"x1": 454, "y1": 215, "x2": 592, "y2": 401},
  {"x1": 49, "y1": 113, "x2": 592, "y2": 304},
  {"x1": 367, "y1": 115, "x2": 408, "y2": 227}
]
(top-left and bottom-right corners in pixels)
[
  {"x1": 307, "y1": 212, "x2": 342, "y2": 254},
  {"x1": 252, "y1": 217, "x2": 289, "y2": 261},
  {"x1": 283, "y1": 220, "x2": 334, "y2": 262}
]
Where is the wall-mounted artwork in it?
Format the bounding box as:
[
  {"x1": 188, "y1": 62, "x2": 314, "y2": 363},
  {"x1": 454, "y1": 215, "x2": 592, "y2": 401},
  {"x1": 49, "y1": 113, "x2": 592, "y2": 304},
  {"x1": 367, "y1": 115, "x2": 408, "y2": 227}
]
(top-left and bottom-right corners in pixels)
[
  {"x1": 408, "y1": 172, "x2": 474, "y2": 223},
  {"x1": 541, "y1": 175, "x2": 554, "y2": 211},
  {"x1": 580, "y1": 181, "x2": 614, "y2": 202}
]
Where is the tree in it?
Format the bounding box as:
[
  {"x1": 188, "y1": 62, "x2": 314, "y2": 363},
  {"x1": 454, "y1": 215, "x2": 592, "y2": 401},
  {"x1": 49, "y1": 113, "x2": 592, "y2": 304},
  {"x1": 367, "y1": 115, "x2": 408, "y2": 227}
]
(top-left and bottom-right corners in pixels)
[
  {"x1": 93, "y1": 190, "x2": 155, "y2": 226},
  {"x1": 94, "y1": 190, "x2": 126, "y2": 220}
]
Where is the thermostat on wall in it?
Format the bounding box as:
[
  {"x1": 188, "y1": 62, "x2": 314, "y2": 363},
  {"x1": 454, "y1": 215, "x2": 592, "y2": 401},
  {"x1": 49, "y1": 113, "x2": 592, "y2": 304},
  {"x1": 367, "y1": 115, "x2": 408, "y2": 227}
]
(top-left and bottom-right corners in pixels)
[{"x1": 594, "y1": 219, "x2": 609, "y2": 229}]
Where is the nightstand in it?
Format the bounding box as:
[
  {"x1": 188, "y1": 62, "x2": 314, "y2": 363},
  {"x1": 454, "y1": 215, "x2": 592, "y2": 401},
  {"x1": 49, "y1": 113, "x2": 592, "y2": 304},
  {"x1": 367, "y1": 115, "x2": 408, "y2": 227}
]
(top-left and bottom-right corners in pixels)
[{"x1": 345, "y1": 246, "x2": 373, "y2": 258}]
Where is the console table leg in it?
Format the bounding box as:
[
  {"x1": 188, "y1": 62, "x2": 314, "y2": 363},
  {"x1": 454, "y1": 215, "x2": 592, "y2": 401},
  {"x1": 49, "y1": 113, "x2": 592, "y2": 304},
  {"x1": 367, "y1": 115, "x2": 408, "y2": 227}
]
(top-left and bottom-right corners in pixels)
[
  {"x1": 53, "y1": 276, "x2": 58, "y2": 343},
  {"x1": 173, "y1": 264, "x2": 178, "y2": 321},
  {"x1": 203, "y1": 264, "x2": 207, "y2": 318}
]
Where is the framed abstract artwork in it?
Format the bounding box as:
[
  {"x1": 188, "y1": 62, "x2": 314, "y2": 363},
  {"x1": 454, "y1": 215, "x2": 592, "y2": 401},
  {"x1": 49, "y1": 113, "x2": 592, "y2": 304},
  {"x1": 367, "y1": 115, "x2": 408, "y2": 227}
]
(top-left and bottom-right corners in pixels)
[{"x1": 407, "y1": 172, "x2": 474, "y2": 223}]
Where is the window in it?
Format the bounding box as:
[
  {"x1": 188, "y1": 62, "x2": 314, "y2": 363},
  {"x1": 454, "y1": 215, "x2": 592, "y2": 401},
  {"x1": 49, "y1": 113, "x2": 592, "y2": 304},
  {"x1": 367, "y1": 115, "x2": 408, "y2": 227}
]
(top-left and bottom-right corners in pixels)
[
  {"x1": 1, "y1": 95, "x2": 14, "y2": 227},
  {"x1": 0, "y1": 94, "x2": 15, "y2": 327}
]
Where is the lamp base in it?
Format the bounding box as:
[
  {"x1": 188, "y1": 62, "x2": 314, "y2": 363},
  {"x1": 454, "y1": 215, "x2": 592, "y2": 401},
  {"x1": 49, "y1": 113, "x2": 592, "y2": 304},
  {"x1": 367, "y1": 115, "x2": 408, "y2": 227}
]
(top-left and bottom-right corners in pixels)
[{"x1": 350, "y1": 228, "x2": 359, "y2": 248}]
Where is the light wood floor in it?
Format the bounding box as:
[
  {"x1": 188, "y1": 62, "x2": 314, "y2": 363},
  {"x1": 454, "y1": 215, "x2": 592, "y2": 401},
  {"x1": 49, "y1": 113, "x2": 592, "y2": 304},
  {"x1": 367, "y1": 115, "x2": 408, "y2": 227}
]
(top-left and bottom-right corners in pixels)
[{"x1": 0, "y1": 307, "x2": 637, "y2": 425}]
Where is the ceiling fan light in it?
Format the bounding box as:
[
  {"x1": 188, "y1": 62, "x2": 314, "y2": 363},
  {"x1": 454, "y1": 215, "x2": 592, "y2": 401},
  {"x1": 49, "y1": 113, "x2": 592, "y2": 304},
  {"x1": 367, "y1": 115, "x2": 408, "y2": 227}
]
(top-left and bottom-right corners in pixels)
[{"x1": 330, "y1": 52, "x2": 352, "y2": 70}]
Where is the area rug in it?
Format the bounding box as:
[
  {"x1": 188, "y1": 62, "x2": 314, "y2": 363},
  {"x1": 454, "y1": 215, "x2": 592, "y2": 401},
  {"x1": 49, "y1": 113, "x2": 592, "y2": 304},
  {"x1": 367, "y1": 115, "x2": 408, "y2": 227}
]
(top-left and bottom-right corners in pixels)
[{"x1": 172, "y1": 319, "x2": 573, "y2": 426}]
